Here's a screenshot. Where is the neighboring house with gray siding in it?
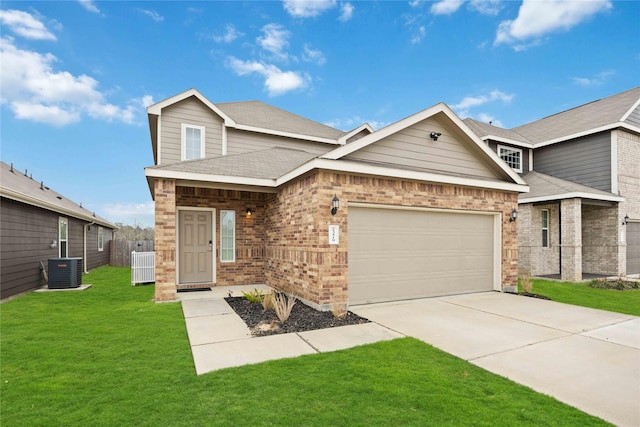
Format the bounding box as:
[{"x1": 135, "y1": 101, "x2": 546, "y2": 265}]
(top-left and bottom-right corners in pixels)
[
  {"x1": 0, "y1": 162, "x2": 117, "y2": 300},
  {"x1": 466, "y1": 87, "x2": 640, "y2": 279}
]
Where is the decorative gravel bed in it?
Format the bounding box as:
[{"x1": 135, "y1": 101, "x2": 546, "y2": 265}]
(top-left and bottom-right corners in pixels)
[{"x1": 225, "y1": 296, "x2": 370, "y2": 337}]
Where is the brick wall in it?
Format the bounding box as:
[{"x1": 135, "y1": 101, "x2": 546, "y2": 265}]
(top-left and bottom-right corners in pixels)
[
  {"x1": 561, "y1": 198, "x2": 582, "y2": 281},
  {"x1": 582, "y1": 204, "x2": 619, "y2": 275},
  {"x1": 176, "y1": 187, "x2": 268, "y2": 287},
  {"x1": 154, "y1": 178, "x2": 177, "y2": 301},
  {"x1": 265, "y1": 170, "x2": 519, "y2": 309}
]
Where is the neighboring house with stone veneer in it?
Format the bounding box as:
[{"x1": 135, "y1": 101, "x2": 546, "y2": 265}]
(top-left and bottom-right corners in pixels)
[
  {"x1": 466, "y1": 87, "x2": 640, "y2": 281},
  {"x1": 144, "y1": 89, "x2": 529, "y2": 309}
]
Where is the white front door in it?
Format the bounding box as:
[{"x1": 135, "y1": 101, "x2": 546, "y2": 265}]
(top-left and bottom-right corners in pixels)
[{"x1": 179, "y1": 210, "x2": 214, "y2": 284}]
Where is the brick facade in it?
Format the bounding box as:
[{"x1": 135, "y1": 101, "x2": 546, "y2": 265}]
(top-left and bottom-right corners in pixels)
[
  {"x1": 518, "y1": 203, "x2": 560, "y2": 276},
  {"x1": 154, "y1": 171, "x2": 519, "y2": 308},
  {"x1": 618, "y1": 130, "x2": 640, "y2": 274},
  {"x1": 560, "y1": 198, "x2": 582, "y2": 281}
]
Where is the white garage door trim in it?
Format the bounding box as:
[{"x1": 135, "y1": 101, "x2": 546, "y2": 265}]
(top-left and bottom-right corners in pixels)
[{"x1": 348, "y1": 203, "x2": 502, "y2": 304}]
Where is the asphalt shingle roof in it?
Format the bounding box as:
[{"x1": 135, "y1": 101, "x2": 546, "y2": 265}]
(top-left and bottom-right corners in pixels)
[
  {"x1": 148, "y1": 147, "x2": 320, "y2": 180},
  {"x1": 216, "y1": 100, "x2": 344, "y2": 141},
  {"x1": 0, "y1": 161, "x2": 116, "y2": 228},
  {"x1": 519, "y1": 171, "x2": 621, "y2": 202}
]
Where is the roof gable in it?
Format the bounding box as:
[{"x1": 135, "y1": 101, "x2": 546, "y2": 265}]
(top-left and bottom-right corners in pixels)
[{"x1": 322, "y1": 103, "x2": 526, "y2": 186}]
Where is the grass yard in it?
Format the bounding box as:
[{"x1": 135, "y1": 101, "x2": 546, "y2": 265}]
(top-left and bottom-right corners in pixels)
[
  {"x1": 1, "y1": 267, "x2": 610, "y2": 426},
  {"x1": 519, "y1": 278, "x2": 640, "y2": 316}
]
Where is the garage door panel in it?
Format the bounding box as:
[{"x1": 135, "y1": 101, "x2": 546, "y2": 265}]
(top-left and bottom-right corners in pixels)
[
  {"x1": 349, "y1": 207, "x2": 495, "y2": 304},
  {"x1": 628, "y1": 222, "x2": 640, "y2": 274}
]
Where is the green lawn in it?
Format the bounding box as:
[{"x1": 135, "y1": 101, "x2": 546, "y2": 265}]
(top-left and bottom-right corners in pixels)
[
  {"x1": 520, "y1": 278, "x2": 640, "y2": 316},
  {"x1": 1, "y1": 267, "x2": 610, "y2": 426}
]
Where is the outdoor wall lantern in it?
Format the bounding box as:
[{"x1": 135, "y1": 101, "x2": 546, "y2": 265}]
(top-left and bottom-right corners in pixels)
[
  {"x1": 50, "y1": 239, "x2": 57, "y2": 249},
  {"x1": 623, "y1": 214, "x2": 630, "y2": 225},
  {"x1": 430, "y1": 131, "x2": 442, "y2": 141},
  {"x1": 509, "y1": 209, "x2": 518, "y2": 222},
  {"x1": 246, "y1": 208, "x2": 254, "y2": 217},
  {"x1": 331, "y1": 195, "x2": 340, "y2": 216}
]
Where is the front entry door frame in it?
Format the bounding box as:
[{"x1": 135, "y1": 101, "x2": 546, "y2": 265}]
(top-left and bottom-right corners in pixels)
[{"x1": 177, "y1": 207, "x2": 216, "y2": 285}]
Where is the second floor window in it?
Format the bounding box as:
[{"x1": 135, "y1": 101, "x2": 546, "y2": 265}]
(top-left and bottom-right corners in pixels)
[
  {"x1": 182, "y1": 124, "x2": 205, "y2": 160},
  {"x1": 498, "y1": 145, "x2": 523, "y2": 173}
]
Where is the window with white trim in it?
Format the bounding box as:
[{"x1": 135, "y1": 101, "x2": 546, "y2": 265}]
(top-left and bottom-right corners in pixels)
[
  {"x1": 220, "y1": 210, "x2": 235, "y2": 262},
  {"x1": 498, "y1": 145, "x2": 523, "y2": 173},
  {"x1": 98, "y1": 226, "x2": 104, "y2": 252},
  {"x1": 541, "y1": 209, "x2": 549, "y2": 248},
  {"x1": 181, "y1": 124, "x2": 205, "y2": 161},
  {"x1": 59, "y1": 217, "x2": 68, "y2": 258}
]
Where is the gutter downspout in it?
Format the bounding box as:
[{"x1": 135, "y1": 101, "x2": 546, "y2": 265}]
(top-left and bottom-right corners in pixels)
[{"x1": 83, "y1": 221, "x2": 95, "y2": 274}]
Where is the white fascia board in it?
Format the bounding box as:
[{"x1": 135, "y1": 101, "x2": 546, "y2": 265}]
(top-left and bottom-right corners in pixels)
[
  {"x1": 532, "y1": 123, "x2": 640, "y2": 148},
  {"x1": 147, "y1": 88, "x2": 236, "y2": 126},
  {"x1": 145, "y1": 167, "x2": 276, "y2": 188},
  {"x1": 277, "y1": 158, "x2": 530, "y2": 193},
  {"x1": 0, "y1": 188, "x2": 116, "y2": 228},
  {"x1": 519, "y1": 192, "x2": 624, "y2": 204},
  {"x1": 231, "y1": 123, "x2": 339, "y2": 145},
  {"x1": 481, "y1": 135, "x2": 533, "y2": 149},
  {"x1": 621, "y1": 98, "x2": 640, "y2": 122},
  {"x1": 337, "y1": 123, "x2": 375, "y2": 145}
]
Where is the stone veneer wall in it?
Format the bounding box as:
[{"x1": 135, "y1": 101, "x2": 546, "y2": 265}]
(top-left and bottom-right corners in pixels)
[
  {"x1": 582, "y1": 204, "x2": 619, "y2": 275},
  {"x1": 617, "y1": 130, "x2": 640, "y2": 274},
  {"x1": 265, "y1": 170, "x2": 520, "y2": 309}
]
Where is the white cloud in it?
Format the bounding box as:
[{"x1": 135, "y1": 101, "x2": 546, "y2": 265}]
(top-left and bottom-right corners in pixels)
[
  {"x1": 476, "y1": 112, "x2": 504, "y2": 127},
  {"x1": 0, "y1": 9, "x2": 57, "y2": 40},
  {"x1": 140, "y1": 9, "x2": 164, "y2": 22},
  {"x1": 282, "y1": 0, "x2": 337, "y2": 18},
  {"x1": 411, "y1": 25, "x2": 426, "y2": 44},
  {"x1": 78, "y1": 0, "x2": 100, "y2": 14},
  {"x1": 451, "y1": 90, "x2": 514, "y2": 118},
  {"x1": 339, "y1": 3, "x2": 354, "y2": 21},
  {"x1": 302, "y1": 44, "x2": 326, "y2": 65},
  {"x1": 495, "y1": 0, "x2": 612, "y2": 49},
  {"x1": 227, "y1": 57, "x2": 309, "y2": 96},
  {"x1": 409, "y1": 1, "x2": 423, "y2": 7},
  {"x1": 257, "y1": 23, "x2": 291, "y2": 61},
  {"x1": 213, "y1": 24, "x2": 244, "y2": 43},
  {"x1": 1, "y1": 35, "x2": 144, "y2": 126},
  {"x1": 469, "y1": 0, "x2": 502, "y2": 15},
  {"x1": 571, "y1": 70, "x2": 614, "y2": 87},
  {"x1": 430, "y1": 0, "x2": 464, "y2": 15}
]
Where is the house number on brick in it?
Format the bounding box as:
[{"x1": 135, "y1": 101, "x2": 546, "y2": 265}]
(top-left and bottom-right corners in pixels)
[{"x1": 328, "y1": 225, "x2": 339, "y2": 245}]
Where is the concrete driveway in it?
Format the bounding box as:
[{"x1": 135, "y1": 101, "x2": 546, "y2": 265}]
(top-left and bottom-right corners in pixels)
[{"x1": 350, "y1": 292, "x2": 640, "y2": 427}]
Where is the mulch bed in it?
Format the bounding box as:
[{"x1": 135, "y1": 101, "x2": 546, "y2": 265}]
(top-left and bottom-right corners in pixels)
[
  {"x1": 519, "y1": 292, "x2": 551, "y2": 300},
  {"x1": 225, "y1": 297, "x2": 370, "y2": 337}
]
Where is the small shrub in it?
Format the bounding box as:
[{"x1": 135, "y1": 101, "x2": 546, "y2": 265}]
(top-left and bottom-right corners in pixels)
[
  {"x1": 589, "y1": 277, "x2": 640, "y2": 291},
  {"x1": 262, "y1": 292, "x2": 275, "y2": 311},
  {"x1": 242, "y1": 288, "x2": 265, "y2": 303},
  {"x1": 520, "y1": 274, "x2": 533, "y2": 294},
  {"x1": 273, "y1": 292, "x2": 296, "y2": 322},
  {"x1": 332, "y1": 303, "x2": 348, "y2": 319}
]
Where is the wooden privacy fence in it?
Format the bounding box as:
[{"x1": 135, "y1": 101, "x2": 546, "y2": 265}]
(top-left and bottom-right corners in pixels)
[
  {"x1": 131, "y1": 251, "x2": 155, "y2": 285},
  {"x1": 110, "y1": 240, "x2": 154, "y2": 267}
]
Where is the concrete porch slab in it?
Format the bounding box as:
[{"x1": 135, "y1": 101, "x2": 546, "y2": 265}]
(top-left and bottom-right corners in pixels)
[
  {"x1": 34, "y1": 284, "x2": 92, "y2": 293},
  {"x1": 182, "y1": 298, "x2": 234, "y2": 318},
  {"x1": 298, "y1": 322, "x2": 404, "y2": 352},
  {"x1": 192, "y1": 333, "x2": 316, "y2": 375},
  {"x1": 185, "y1": 313, "x2": 251, "y2": 346}
]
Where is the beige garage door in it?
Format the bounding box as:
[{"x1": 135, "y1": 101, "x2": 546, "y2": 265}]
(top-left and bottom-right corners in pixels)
[
  {"x1": 627, "y1": 222, "x2": 640, "y2": 274},
  {"x1": 348, "y1": 206, "x2": 496, "y2": 304}
]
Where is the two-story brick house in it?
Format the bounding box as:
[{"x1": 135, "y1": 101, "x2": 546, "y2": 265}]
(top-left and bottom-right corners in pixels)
[
  {"x1": 145, "y1": 89, "x2": 528, "y2": 309},
  {"x1": 466, "y1": 87, "x2": 640, "y2": 280}
]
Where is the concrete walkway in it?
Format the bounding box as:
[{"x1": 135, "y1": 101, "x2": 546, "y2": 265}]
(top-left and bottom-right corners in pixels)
[
  {"x1": 179, "y1": 285, "x2": 402, "y2": 375},
  {"x1": 181, "y1": 288, "x2": 639, "y2": 427},
  {"x1": 350, "y1": 292, "x2": 640, "y2": 427}
]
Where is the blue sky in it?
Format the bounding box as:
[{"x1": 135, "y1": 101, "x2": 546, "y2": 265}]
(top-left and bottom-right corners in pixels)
[{"x1": 1, "y1": 0, "x2": 638, "y2": 227}]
